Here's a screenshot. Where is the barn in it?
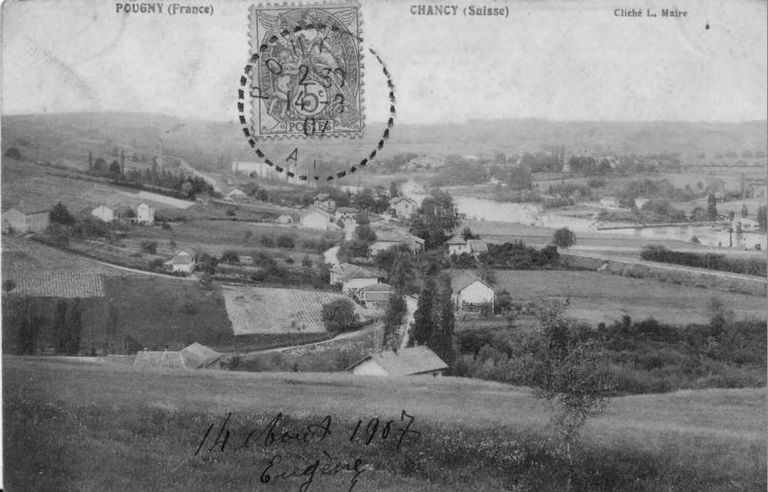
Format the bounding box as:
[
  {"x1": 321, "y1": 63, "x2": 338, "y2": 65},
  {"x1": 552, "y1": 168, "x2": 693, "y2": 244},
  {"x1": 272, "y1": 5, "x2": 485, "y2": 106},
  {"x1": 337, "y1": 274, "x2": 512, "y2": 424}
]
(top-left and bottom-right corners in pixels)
[
  {"x1": 348, "y1": 346, "x2": 448, "y2": 377},
  {"x1": 451, "y1": 271, "x2": 495, "y2": 313}
]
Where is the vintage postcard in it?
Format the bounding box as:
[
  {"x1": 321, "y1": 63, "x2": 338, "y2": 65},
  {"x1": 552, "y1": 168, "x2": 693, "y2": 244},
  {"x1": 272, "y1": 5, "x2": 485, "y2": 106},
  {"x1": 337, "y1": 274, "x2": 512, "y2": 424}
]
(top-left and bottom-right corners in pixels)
[{"x1": 1, "y1": 0, "x2": 766, "y2": 490}]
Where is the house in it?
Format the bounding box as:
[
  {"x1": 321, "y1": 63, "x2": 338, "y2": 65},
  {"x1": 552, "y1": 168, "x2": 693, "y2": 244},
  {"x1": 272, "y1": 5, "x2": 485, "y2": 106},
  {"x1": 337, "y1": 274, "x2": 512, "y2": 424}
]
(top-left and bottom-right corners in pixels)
[
  {"x1": 132, "y1": 343, "x2": 222, "y2": 370},
  {"x1": 389, "y1": 196, "x2": 418, "y2": 219},
  {"x1": 331, "y1": 262, "x2": 380, "y2": 293},
  {"x1": 165, "y1": 250, "x2": 196, "y2": 274},
  {"x1": 360, "y1": 283, "x2": 393, "y2": 310},
  {"x1": 446, "y1": 235, "x2": 469, "y2": 255},
  {"x1": 224, "y1": 189, "x2": 247, "y2": 201},
  {"x1": 300, "y1": 207, "x2": 334, "y2": 230},
  {"x1": 136, "y1": 202, "x2": 155, "y2": 225},
  {"x1": 447, "y1": 237, "x2": 488, "y2": 258},
  {"x1": 313, "y1": 193, "x2": 337, "y2": 212},
  {"x1": 2, "y1": 206, "x2": 50, "y2": 234},
  {"x1": 348, "y1": 346, "x2": 448, "y2": 377},
  {"x1": 450, "y1": 271, "x2": 495, "y2": 313},
  {"x1": 275, "y1": 214, "x2": 294, "y2": 225},
  {"x1": 368, "y1": 228, "x2": 425, "y2": 256},
  {"x1": 91, "y1": 205, "x2": 114, "y2": 223},
  {"x1": 599, "y1": 196, "x2": 621, "y2": 209}
]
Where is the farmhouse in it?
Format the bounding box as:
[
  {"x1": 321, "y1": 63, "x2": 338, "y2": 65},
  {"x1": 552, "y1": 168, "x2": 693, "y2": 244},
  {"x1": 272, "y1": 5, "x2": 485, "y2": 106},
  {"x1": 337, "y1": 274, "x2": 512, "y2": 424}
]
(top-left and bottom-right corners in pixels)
[
  {"x1": 313, "y1": 193, "x2": 337, "y2": 212},
  {"x1": 165, "y1": 250, "x2": 196, "y2": 274},
  {"x1": 368, "y1": 228, "x2": 425, "y2": 256},
  {"x1": 91, "y1": 205, "x2": 114, "y2": 223},
  {"x1": 136, "y1": 202, "x2": 155, "y2": 225},
  {"x1": 451, "y1": 271, "x2": 495, "y2": 313},
  {"x1": 360, "y1": 283, "x2": 393, "y2": 310},
  {"x1": 390, "y1": 196, "x2": 418, "y2": 219},
  {"x1": 348, "y1": 346, "x2": 448, "y2": 377},
  {"x1": 132, "y1": 343, "x2": 222, "y2": 370},
  {"x1": 331, "y1": 262, "x2": 380, "y2": 293},
  {"x1": 447, "y1": 236, "x2": 488, "y2": 258},
  {"x1": 2, "y1": 206, "x2": 50, "y2": 234},
  {"x1": 300, "y1": 207, "x2": 334, "y2": 230}
]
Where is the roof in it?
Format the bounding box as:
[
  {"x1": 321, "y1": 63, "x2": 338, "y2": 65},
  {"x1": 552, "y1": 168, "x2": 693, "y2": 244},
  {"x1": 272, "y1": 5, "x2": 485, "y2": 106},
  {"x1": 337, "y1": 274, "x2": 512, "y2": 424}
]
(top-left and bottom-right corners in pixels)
[
  {"x1": 348, "y1": 346, "x2": 448, "y2": 376},
  {"x1": 172, "y1": 251, "x2": 194, "y2": 265},
  {"x1": 446, "y1": 236, "x2": 467, "y2": 245},
  {"x1": 336, "y1": 263, "x2": 378, "y2": 282},
  {"x1": 467, "y1": 239, "x2": 488, "y2": 253},
  {"x1": 336, "y1": 207, "x2": 359, "y2": 214},
  {"x1": 5, "y1": 205, "x2": 51, "y2": 215},
  {"x1": 302, "y1": 207, "x2": 333, "y2": 219},
  {"x1": 451, "y1": 271, "x2": 494, "y2": 293},
  {"x1": 361, "y1": 282, "x2": 392, "y2": 292},
  {"x1": 391, "y1": 196, "x2": 416, "y2": 205},
  {"x1": 225, "y1": 189, "x2": 246, "y2": 197},
  {"x1": 133, "y1": 350, "x2": 188, "y2": 369},
  {"x1": 275, "y1": 214, "x2": 294, "y2": 222},
  {"x1": 180, "y1": 343, "x2": 222, "y2": 369}
]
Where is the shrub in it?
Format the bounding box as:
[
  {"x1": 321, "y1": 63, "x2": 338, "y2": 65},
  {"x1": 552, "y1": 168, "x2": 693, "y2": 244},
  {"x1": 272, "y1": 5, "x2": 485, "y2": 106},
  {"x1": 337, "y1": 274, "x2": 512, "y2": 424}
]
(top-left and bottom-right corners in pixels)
[
  {"x1": 260, "y1": 236, "x2": 275, "y2": 247},
  {"x1": 140, "y1": 240, "x2": 158, "y2": 254},
  {"x1": 321, "y1": 298, "x2": 359, "y2": 332},
  {"x1": 276, "y1": 235, "x2": 295, "y2": 249},
  {"x1": 220, "y1": 250, "x2": 239, "y2": 264},
  {"x1": 49, "y1": 202, "x2": 75, "y2": 226},
  {"x1": 4, "y1": 147, "x2": 22, "y2": 160},
  {"x1": 552, "y1": 227, "x2": 575, "y2": 248},
  {"x1": 301, "y1": 255, "x2": 313, "y2": 268}
]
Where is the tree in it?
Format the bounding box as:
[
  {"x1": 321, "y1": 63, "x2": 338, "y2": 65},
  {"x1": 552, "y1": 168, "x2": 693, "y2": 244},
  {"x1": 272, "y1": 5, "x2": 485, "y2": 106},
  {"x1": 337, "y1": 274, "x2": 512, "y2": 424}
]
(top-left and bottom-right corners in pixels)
[
  {"x1": 321, "y1": 298, "x2": 358, "y2": 332},
  {"x1": 106, "y1": 302, "x2": 119, "y2": 353},
  {"x1": 757, "y1": 206, "x2": 767, "y2": 232},
  {"x1": 552, "y1": 227, "x2": 576, "y2": 249},
  {"x1": 140, "y1": 240, "x2": 158, "y2": 254},
  {"x1": 50, "y1": 202, "x2": 75, "y2": 226},
  {"x1": 461, "y1": 226, "x2": 477, "y2": 241},
  {"x1": 741, "y1": 204, "x2": 748, "y2": 219},
  {"x1": 276, "y1": 235, "x2": 295, "y2": 249},
  {"x1": 389, "y1": 181, "x2": 399, "y2": 198},
  {"x1": 17, "y1": 299, "x2": 42, "y2": 354},
  {"x1": 221, "y1": 250, "x2": 239, "y2": 264},
  {"x1": 533, "y1": 302, "x2": 613, "y2": 491},
  {"x1": 109, "y1": 160, "x2": 121, "y2": 177},
  {"x1": 388, "y1": 252, "x2": 417, "y2": 294},
  {"x1": 4, "y1": 147, "x2": 22, "y2": 160},
  {"x1": 64, "y1": 299, "x2": 82, "y2": 355},
  {"x1": 409, "y1": 190, "x2": 459, "y2": 249},
  {"x1": 3, "y1": 279, "x2": 16, "y2": 292},
  {"x1": 431, "y1": 273, "x2": 455, "y2": 368},
  {"x1": 355, "y1": 224, "x2": 377, "y2": 243},
  {"x1": 411, "y1": 277, "x2": 436, "y2": 346},
  {"x1": 707, "y1": 193, "x2": 718, "y2": 221},
  {"x1": 383, "y1": 293, "x2": 407, "y2": 350},
  {"x1": 301, "y1": 255, "x2": 313, "y2": 268}
]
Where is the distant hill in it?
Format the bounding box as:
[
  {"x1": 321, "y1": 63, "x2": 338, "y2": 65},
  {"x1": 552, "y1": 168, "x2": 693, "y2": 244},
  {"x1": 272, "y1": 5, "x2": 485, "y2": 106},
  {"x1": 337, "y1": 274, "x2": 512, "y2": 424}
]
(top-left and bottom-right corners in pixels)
[{"x1": 3, "y1": 113, "x2": 766, "y2": 176}]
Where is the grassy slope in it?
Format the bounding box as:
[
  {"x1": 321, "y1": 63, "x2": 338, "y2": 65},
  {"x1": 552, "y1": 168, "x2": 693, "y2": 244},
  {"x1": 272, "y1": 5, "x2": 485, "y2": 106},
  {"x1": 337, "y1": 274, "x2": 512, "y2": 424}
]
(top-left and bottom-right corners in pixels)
[
  {"x1": 490, "y1": 269, "x2": 766, "y2": 324},
  {"x1": 3, "y1": 358, "x2": 765, "y2": 491}
]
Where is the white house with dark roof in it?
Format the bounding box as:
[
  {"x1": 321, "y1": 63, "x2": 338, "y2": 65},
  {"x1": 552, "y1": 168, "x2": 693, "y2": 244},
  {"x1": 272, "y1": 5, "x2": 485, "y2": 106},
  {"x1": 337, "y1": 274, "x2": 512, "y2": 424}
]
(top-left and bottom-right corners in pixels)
[
  {"x1": 313, "y1": 193, "x2": 337, "y2": 212},
  {"x1": 348, "y1": 346, "x2": 448, "y2": 377},
  {"x1": 165, "y1": 250, "x2": 196, "y2": 274},
  {"x1": 450, "y1": 271, "x2": 495, "y2": 313},
  {"x1": 331, "y1": 262, "x2": 380, "y2": 293},
  {"x1": 224, "y1": 189, "x2": 247, "y2": 201},
  {"x1": 137, "y1": 202, "x2": 155, "y2": 225},
  {"x1": 91, "y1": 205, "x2": 114, "y2": 223},
  {"x1": 389, "y1": 196, "x2": 418, "y2": 219},
  {"x1": 360, "y1": 283, "x2": 393, "y2": 310}
]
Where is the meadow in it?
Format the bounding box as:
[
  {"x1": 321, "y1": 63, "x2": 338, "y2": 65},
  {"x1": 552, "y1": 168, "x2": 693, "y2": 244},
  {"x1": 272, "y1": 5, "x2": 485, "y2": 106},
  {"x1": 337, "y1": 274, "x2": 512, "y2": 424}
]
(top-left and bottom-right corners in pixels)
[
  {"x1": 491, "y1": 269, "x2": 767, "y2": 325},
  {"x1": 3, "y1": 357, "x2": 765, "y2": 491}
]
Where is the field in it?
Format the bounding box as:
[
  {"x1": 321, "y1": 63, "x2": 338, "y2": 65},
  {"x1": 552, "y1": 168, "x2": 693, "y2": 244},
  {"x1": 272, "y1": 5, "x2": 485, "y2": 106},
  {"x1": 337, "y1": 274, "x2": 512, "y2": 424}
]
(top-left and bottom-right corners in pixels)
[
  {"x1": 222, "y1": 286, "x2": 373, "y2": 334},
  {"x1": 490, "y1": 269, "x2": 767, "y2": 325},
  {"x1": 4, "y1": 357, "x2": 765, "y2": 491},
  {"x1": 1, "y1": 158, "x2": 195, "y2": 212}
]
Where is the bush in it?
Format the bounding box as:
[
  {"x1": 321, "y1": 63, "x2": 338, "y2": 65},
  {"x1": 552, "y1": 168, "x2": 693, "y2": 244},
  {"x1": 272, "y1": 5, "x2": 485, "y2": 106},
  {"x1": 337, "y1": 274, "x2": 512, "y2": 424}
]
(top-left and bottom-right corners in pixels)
[
  {"x1": 148, "y1": 259, "x2": 165, "y2": 272},
  {"x1": 140, "y1": 240, "x2": 158, "y2": 254},
  {"x1": 552, "y1": 227, "x2": 575, "y2": 248},
  {"x1": 260, "y1": 236, "x2": 275, "y2": 248},
  {"x1": 276, "y1": 235, "x2": 295, "y2": 249},
  {"x1": 321, "y1": 298, "x2": 359, "y2": 332},
  {"x1": 220, "y1": 250, "x2": 239, "y2": 264},
  {"x1": 4, "y1": 147, "x2": 22, "y2": 160},
  {"x1": 49, "y1": 202, "x2": 75, "y2": 226}
]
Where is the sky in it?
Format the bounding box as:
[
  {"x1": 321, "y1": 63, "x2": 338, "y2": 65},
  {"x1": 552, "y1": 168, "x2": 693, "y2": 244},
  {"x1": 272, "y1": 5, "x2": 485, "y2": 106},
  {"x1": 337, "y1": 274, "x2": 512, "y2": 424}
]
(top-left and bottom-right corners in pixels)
[{"x1": 1, "y1": 0, "x2": 766, "y2": 124}]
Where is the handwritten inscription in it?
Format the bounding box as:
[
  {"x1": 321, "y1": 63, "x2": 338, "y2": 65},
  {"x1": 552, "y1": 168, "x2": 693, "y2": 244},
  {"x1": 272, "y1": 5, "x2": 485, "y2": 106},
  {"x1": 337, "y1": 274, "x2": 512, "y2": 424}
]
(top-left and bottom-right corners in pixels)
[{"x1": 193, "y1": 410, "x2": 421, "y2": 491}]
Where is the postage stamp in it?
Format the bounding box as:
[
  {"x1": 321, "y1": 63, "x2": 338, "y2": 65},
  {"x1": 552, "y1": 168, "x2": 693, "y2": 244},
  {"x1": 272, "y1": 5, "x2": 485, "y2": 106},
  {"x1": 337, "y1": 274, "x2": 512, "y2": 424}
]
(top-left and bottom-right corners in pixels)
[{"x1": 248, "y1": 3, "x2": 364, "y2": 139}]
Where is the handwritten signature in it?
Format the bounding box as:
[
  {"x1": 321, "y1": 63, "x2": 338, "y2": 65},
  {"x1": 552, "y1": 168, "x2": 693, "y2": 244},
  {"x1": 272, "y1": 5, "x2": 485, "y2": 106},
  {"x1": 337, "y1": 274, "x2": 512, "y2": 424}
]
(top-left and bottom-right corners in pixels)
[{"x1": 192, "y1": 410, "x2": 420, "y2": 491}]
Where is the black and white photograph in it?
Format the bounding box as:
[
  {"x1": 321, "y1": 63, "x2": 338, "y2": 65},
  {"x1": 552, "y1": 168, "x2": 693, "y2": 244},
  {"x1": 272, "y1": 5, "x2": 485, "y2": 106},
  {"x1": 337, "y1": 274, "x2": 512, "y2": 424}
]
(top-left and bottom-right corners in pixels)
[{"x1": 1, "y1": 0, "x2": 766, "y2": 490}]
